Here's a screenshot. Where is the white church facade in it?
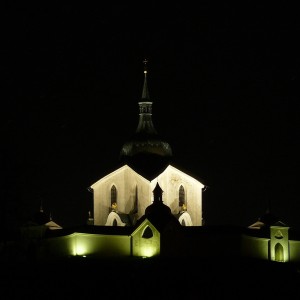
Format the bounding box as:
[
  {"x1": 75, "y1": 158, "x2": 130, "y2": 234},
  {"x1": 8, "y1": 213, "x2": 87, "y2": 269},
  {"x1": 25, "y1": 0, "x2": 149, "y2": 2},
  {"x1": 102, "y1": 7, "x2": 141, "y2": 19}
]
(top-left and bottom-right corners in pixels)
[
  {"x1": 90, "y1": 164, "x2": 204, "y2": 227},
  {"x1": 88, "y1": 60, "x2": 205, "y2": 228}
]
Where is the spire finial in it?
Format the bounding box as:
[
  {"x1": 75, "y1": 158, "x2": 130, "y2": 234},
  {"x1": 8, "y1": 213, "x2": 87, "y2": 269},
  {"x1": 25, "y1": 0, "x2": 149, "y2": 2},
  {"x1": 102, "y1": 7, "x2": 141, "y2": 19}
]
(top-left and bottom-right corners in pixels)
[
  {"x1": 143, "y1": 58, "x2": 148, "y2": 74},
  {"x1": 141, "y1": 59, "x2": 150, "y2": 101}
]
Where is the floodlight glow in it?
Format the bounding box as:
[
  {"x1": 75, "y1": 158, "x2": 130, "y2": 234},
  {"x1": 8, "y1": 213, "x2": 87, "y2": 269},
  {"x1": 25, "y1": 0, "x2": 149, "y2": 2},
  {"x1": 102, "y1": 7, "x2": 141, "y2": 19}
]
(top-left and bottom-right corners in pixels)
[
  {"x1": 75, "y1": 243, "x2": 88, "y2": 256},
  {"x1": 140, "y1": 245, "x2": 157, "y2": 257}
]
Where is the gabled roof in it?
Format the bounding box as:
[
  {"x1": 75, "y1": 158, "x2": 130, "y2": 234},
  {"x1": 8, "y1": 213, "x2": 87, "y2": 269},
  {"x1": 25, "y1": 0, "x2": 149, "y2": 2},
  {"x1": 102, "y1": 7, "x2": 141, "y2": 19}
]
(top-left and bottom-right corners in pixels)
[
  {"x1": 248, "y1": 221, "x2": 265, "y2": 229},
  {"x1": 89, "y1": 164, "x2": 150, "y2": 190},
  {"x1": 247, "y1": 211, "x2": 288, "y2": 230},
  {"x1": 167, "y1": 161, "x2": 209, "y2": 187},
  {"x1": 271, "y1": 221, "x2": 288, "y2": 227},
  {"x1": 159, "y1": 165, "x2": 206, "y2": 187},
  {"x1": 45, "y1": 220, "x2": 63, "y2": 230}
]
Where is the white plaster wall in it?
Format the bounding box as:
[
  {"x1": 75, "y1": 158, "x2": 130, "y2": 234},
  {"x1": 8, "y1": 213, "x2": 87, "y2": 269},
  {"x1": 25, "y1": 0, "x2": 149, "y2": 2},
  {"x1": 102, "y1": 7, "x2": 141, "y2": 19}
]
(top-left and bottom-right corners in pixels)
[
  {"x1": 289, "y1": 240, "x2": 300, "y2": 262},
  {"x1": 91, "y1": 166, "x2": 126, "y2": 225},
  {"x1": 91, "y1": 165, "x2": 151, "y2": 225},
  {"x1": 241, "y1": 235, "x2": 269, "y2": 260},
  {"x1": 123, "y1": 168, "x2": 152, "y2": 218},
  {"x1": 153, "y1": 165, "x2": 204, "y2": 226},
  {"x1": 91, "y1": 164, "x2": 204, "y2": 226}
]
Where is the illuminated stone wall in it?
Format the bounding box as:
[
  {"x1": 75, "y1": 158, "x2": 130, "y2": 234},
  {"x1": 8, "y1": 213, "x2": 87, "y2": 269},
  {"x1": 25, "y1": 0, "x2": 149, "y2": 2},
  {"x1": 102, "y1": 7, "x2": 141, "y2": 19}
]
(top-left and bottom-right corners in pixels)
[
  {"x1": 289, "y1": 240, "x2": 300, "y2": 262},
  {"x1": 23, "y1": 226, "x2": 300, "y2": 262},
  {"x1": 38, "y1": 234, "x2": 75, "y2": 260},
  {"x1": 131, "y1": 219, "x2": 160, "y2": 257},
  {"x1": 241, "y1": 235, "x2": 269, "y2": 260},
  {"x1": 74, "y1": 233, "x2": 131, "y2": 258},
  {"x1": 91, "y1": 165, "x2": 151, "y2": 225},
  {"x1": 38, "y1": 232, "x2": 131, "y2": 260},
  {"x1": 270, "y1": 226, "x2": 290, "y2": 262},
  {"x1": 241, "y1": 226, "x2": 300, "y2": 263},
  {"x1": 154, "y1": 165, "x2": 204, "y2": 225},
  {"x1": 90, "y1": 164, "x2": 205, "y2": 226}
]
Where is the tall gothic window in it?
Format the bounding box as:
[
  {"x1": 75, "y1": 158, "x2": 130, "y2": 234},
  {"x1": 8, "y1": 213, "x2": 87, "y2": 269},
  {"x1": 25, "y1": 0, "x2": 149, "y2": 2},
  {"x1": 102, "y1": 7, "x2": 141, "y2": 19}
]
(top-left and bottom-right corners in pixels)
[
  {"x1": 275, "y1": 243, "x2": 284, "y2": 262},
  {"x1": 179, "y1": 185, "x2": 185, "y2": 207},
  {"x1": 111, "y1": 185, "x2": 117, "y2": 207}
]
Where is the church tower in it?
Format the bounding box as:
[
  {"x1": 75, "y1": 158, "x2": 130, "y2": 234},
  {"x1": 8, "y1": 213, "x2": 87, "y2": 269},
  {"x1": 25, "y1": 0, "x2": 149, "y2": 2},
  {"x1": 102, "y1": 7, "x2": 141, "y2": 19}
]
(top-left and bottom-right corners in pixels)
[
  {"x1": 119, "y1": 59, "x2": 173, "y2": 179},
  {"x1": 89, "y1": 60, "x2": 205, "y2": 226}
]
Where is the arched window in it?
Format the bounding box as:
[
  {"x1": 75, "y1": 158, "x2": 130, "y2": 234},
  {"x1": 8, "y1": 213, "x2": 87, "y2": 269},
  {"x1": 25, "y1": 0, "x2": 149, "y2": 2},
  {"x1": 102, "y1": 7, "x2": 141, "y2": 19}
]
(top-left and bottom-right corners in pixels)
[
  {"x1": 111, "y1": 185, "x2": 117, "y2": 206},
  {"x1": 275, "y1": 243, "x2": 284, "y2": 262},
  {"x1": 142, "y1": 226, "x2": 153, "y2": 239},
  {"x1": 179, "y1": 185, "x2": 185, "y2": 207}
]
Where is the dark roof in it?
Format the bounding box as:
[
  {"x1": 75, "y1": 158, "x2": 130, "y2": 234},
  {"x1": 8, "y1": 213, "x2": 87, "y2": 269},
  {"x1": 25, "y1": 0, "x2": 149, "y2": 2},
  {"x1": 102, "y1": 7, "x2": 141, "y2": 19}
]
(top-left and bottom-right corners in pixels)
[
  {"x1": 32, "y1": 210, "x2": 49, "y2": 225},
  {"x1": 119, "y1": 61, "x2": 173, "y2": 180},
  {"x1": 259, "y1": 211, "x2": 281, "y2": 226}
]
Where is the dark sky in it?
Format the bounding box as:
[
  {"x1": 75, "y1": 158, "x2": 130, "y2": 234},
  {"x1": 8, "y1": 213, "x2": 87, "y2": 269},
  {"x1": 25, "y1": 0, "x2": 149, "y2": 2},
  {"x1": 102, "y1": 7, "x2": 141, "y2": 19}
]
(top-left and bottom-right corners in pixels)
[{"x1": 2, "y1": 3, "x2": 300, "y2": 230}]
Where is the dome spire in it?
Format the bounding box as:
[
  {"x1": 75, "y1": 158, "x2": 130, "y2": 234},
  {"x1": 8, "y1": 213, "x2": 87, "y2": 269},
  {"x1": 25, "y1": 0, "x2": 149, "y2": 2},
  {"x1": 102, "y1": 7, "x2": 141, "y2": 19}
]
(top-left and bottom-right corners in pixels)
[
  {"x1": 141, "y1": 59, "x2": 150, "y2": 101},
  {"x1": 119, "y1": 60, "x2": 173, "y2": 179},
  {"x1": 136, "y1": 59, "x2": 157, "y2": 135}
]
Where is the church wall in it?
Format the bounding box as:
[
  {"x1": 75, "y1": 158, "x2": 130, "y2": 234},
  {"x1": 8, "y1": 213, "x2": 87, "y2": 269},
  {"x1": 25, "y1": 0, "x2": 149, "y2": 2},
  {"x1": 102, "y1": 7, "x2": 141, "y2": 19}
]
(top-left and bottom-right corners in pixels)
[
  {"x1": 154, "y1": 165, "x2": 204, "y2": 226},
  {"x1": 91, "y1": 164, "x2": 205, "y2": 226},
  {"x1": 74, "y1": 233, "x2": 131, "y2": 258},
  {"x1": 13, "y1": 227, "x2": 300, "y2": 262},
  {"x1": 92, "y1": 165, "x2": 153, "y2": 225},
  {"x1": 91, "y1": 166, "x2": 134, "y2": 225},
  {"x1": 91, "y1": 168, "x2": 122, "y2": 225},
  {"x1": 38, "y1": 234, "x2": 75, "y2": 260},
  {"x1": 185, "y1": 183, "x2": 203, "y2": 226},
  {"x1": 270, "y1": 226, "x2": 290, "y2": 262},
  {"x1": 132, "y1": 220, "x2": 160, "y2": 257},
  {"x1": 37, "y1": 233, "x2": 131, "y2": 260},
  {"x1": 123, "y1": 168, "x2": 152, "y2": 219},
  {"x1": 93, "y1": 179, "x2": 112, "y2": 225},
  {"x1": 240, "y1": 234, "x2": 269, "y2": 260},
  {"x1": 289, "y1": 240, "x2": 300, "y2": 262}
]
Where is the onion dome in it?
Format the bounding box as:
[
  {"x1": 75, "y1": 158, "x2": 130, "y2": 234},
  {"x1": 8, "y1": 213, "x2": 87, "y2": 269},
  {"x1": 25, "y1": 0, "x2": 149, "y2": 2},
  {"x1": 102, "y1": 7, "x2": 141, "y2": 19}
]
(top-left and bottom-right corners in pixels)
[{"x1": 119, "y1": 60, "x2": 173, "y2": 179}]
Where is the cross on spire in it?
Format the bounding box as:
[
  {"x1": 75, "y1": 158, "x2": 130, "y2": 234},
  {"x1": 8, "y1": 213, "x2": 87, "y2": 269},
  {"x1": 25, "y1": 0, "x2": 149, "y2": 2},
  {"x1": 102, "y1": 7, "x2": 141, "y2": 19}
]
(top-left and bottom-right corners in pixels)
[{"x1": 143, "y1": 58, "x2": 148, "y2": 74}]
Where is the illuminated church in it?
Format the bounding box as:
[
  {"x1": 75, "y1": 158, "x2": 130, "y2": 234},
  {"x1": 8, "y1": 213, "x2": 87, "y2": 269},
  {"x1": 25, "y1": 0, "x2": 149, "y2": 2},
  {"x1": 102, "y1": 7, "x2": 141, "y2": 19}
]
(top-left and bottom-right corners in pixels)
[
  {"x1": 8, "y1": 61, "x2": 300, "y2": 264},
  {"x1": 88, "y1": 60, "x2": 205, "y2": 228}
]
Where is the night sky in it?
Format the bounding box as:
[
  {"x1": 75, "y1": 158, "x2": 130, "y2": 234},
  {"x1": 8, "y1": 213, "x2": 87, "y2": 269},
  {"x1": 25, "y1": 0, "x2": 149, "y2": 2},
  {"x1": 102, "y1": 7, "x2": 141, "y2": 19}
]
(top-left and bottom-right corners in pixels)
[{"x1": 2, "y1": 3, "x2": 300, "y2": 231}]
